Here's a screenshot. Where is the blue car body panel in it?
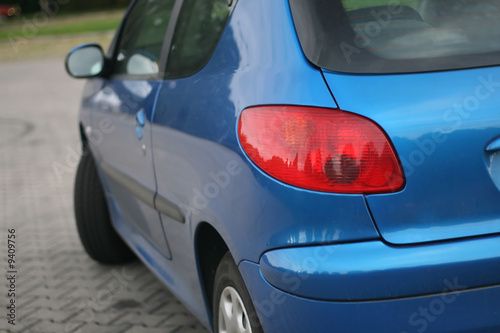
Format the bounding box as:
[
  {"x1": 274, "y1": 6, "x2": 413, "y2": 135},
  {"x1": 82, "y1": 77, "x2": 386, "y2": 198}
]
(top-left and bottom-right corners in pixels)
[
  {"x1": 151, "y1": 0, "x2": 379, "y2": 266},
  {"x1": 260, "y1": 236, "x2": 500, "y2": 301},
  {"x1": 73, "y1": 0, "x2": 500, "y2": 331},
  {"x1": 239, "y1": 260, "x2": 500, "y2": 333},
  {"x1": 87, "y1": 78, "x2": 172, "y2": 258},
  {"x1": 323, "y1": 69, "x2": 500, "y2": 244}
]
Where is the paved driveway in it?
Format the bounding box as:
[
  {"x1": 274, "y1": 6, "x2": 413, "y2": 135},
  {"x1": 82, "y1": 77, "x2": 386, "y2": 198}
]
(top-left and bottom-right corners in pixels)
[{"x1": 0, "y1": 59, "x2": 210, "y2": 333}]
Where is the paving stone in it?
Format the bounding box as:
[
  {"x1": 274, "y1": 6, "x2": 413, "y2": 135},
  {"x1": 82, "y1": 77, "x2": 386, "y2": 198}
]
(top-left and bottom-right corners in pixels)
[
  {"x1": 122, "y1": 326, "x2": 171, "y2": 333},
  {"x1": 113, "y1": 312, "x2": 167, "y2": 327}
]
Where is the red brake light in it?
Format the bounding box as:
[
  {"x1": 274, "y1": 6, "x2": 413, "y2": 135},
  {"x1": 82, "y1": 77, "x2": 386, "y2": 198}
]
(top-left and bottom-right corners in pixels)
[{"x1": 238, "y1": 106, "x2": 405, "y2": 194}]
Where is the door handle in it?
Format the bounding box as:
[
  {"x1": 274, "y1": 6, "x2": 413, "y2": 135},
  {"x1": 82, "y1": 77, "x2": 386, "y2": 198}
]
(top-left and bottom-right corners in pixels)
[
  {"x1": 135, "y1": 109, "x2": 146, "y2": 127},
  {"x1": 486, "y1": 137, "x2": 500, "y2": 152},
  {"x1": 135, "y1": 109, "x2": 146, "y2": 140}
]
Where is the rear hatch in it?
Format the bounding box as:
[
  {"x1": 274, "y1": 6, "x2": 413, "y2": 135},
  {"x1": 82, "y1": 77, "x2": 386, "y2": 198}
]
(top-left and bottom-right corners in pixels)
[{"x1": 290, "y1": 0, "x2": 500, "y2": 244}]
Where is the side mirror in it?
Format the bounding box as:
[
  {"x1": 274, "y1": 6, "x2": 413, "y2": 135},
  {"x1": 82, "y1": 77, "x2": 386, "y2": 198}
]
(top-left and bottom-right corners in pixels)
[{"x1": 65, "y1": 44, "x2": 106, "y2": 79}]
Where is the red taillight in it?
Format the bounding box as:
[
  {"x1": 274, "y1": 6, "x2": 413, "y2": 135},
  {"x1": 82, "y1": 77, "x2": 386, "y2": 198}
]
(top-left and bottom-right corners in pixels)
[{"x1": 238, "y1": 106, "x2": 405, "y2": 194}]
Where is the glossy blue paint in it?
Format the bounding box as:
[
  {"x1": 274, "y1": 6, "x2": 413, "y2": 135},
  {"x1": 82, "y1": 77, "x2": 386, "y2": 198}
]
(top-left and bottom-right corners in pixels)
[
  {"x1": 486, "y1": 136, "x2": 500, "y2": 152},
  {"x1": 135, "y1": 109, "x2": 146, "y2": 127},
  {"x1": 239, "y1": 260, "x2": 500, "y2": 333},
  {"x1": 323, "y1": 68, "x2": 500, "y2": 244},
  {"x1": 260, "y1": 236, "x2": 500, "y2": 301},
  {"x1": 135, "y1": 109, "x2": 146, "y2": 140},
  {"x1": 87, "y1": 78, "x2": 172, "y2": 258},
  {"x1": 151, "y1": 0, "x2": 378, "y2": 266},
  {"x1": 135, "y1": 126, "x2": 143, "y2": 141}
]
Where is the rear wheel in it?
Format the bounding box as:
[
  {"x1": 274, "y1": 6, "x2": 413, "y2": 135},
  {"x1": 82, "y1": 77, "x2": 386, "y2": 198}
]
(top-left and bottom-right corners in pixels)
[
  {"x1": 74, "y1": 150, "x2": 135, "y2": 264},
  {"x1": 213, "y1": 252, "x2": 263, "y2": 333}
]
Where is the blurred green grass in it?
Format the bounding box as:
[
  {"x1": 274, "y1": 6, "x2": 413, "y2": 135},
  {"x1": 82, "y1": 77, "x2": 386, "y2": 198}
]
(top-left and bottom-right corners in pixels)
[
  {"x1": 342, "y1": 0, "x2": 418, "y2": 10},
  {"x1": 0, "y1": 10, "x2": 124, "y2": 61},
  {"x1": 0, "y1": 10, "x2": 124, "y2": 40}
]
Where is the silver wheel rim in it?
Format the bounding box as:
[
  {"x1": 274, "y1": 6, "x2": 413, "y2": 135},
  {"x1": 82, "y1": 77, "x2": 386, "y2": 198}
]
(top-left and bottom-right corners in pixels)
[{"x1": 218, "y1": 286, "x2": 252, "y2": 333}]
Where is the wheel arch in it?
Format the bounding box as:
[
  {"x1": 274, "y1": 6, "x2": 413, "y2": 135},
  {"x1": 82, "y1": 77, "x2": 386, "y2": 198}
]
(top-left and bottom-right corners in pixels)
[{"x1": 195, "y1": 222, "x2": 230, "y2": 329}]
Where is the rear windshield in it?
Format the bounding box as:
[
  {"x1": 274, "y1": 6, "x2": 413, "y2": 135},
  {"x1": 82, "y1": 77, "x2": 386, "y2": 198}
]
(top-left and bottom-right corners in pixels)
[{"x1": 290, "y1": 0, "x2": 500, "y2": 73}]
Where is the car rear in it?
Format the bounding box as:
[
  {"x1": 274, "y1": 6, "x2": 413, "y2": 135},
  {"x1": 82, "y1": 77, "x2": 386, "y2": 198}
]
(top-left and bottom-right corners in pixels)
[{"x1": 243, "y1": 0, "x2": 500, "y2": 331}]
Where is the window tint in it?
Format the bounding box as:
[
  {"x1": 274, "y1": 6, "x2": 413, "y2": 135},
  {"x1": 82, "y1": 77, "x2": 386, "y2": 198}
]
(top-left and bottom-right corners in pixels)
[
  {"x1": 166, "y1": 0, "x2": 232, "y2": 78},
  {"x1": 113, "y1": 0, "x2": 176, "y2": 76},
  {"x1": 290, "y1": 0, "x2": 500, "y2": 74}
]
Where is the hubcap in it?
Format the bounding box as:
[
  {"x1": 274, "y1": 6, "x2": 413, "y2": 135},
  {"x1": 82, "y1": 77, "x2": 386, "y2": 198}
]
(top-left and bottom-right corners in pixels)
[{"x1": 218, "y1": 286, "x2": 252, "y2": 333}]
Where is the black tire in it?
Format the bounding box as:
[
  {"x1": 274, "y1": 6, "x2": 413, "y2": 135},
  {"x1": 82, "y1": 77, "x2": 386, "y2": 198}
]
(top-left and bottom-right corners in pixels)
[
  {"x1": 213, "y1": 252, "x2": 263, "y2": 333},
  {"x1": 74, "y1": 150, "x2": 135, "y2": 264}
]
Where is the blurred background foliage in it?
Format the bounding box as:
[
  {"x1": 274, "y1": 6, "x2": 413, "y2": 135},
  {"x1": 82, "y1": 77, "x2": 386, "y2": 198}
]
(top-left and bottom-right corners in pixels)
[
  {"x1": 0, "y1": 0, "x2": 129, "y2": 62},
  {"x1": 3, "y1": 0, "x2": 130, "y2": 13}
]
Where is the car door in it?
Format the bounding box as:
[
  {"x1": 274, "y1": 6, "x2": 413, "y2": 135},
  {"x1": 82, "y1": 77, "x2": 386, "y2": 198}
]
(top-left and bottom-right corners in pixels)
[
  {"x1": 150, "y1": 0, "x2": 235, "y2": 271},
  {"x1": 91, "y1": 0, "x2": 178, "y2": 258}
]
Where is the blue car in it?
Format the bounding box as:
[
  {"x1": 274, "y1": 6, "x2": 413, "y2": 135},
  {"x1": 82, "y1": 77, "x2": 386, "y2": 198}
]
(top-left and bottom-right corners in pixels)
[{"x1": 66, "y1": 0, "x2": 500, "y2": 332}]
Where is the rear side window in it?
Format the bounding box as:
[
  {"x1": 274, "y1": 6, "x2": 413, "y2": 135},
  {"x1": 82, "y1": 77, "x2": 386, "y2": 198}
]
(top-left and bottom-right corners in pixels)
[
  {"x1": 113, "y1": 0, "x2": 176, "y2": 76},
  {"x1": 166, "y1": 0, "x2": 233, "y2": 78},
  {"x1": 290, "y1": 0, "x2": 500, "y2": 73}
]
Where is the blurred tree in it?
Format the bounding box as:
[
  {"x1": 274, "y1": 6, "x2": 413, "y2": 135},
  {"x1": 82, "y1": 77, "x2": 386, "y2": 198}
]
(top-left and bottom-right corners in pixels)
[
  {"x1": 14, "y1": 0, "x2": 130, "y2": 14},
  {"x1": 61, "y1": 0, "x2": 130, "y2": 12},
  {"x1": 19, "y1": 0, "x2": 40, "y2": 13}
]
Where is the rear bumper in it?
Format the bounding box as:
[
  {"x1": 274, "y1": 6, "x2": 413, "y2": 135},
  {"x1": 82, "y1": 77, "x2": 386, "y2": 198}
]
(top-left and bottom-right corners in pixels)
[
  {"x1": 259, "y1": 235, "x2": 500, "y2": 301},
  {"x1": 239, "y1": 236, "x2": 500, "y2": 332}
]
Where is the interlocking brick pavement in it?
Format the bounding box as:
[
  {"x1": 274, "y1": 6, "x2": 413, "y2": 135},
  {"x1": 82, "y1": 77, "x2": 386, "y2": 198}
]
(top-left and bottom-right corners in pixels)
[{"x1": 0, "y1": 60, "x2": 210, "y2": 333}]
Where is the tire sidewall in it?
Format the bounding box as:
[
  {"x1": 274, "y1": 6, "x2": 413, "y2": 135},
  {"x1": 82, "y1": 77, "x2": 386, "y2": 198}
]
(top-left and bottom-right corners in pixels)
[
  {"x1": 213, "y1": 252, "x2": 263, "y2": 333},
  {"x1": 74, "y1": 150, "x2": 135, "y2": 264}
]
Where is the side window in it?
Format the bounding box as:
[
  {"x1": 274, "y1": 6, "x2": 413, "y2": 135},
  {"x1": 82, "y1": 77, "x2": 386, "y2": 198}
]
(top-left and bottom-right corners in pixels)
[
  {"x1": 166, "y1": 0, "x2": 232, "y2": 78},
  {"x1": 113, "y1": 0, "x2": 176, "y2": 76}
]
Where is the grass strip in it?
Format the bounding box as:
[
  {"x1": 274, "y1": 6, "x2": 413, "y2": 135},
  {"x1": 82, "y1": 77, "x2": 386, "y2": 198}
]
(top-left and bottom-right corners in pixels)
[{"x1": 0, "y1": 11, "x2": 123, "y2": 40}]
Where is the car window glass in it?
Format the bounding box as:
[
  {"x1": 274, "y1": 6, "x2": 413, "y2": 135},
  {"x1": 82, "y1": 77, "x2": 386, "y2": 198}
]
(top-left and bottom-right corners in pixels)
[
  {"x1": 113, "y1": 0, "x2": 176, "y2": 76},
  {"x1": 290, "y1": 0, "x2": 500, "y2": 73},
  {"x1": 166, "y1": 0, "x2": 231, "y2": 78}
]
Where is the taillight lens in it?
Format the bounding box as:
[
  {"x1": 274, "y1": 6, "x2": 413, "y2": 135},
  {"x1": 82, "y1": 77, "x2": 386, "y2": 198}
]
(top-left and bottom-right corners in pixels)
[{"x1": 238, "y1": 106, "x2": 405, "y2": 194}]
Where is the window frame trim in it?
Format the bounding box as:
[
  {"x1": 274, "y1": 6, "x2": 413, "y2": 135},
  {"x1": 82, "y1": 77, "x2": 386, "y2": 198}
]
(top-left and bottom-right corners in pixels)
[
  {"x1": 163, "y1": 0, "x2": 238, "y2": 80},
  {"x1": 106, "y1": 0, "x2": 237, "y2": 81}
]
